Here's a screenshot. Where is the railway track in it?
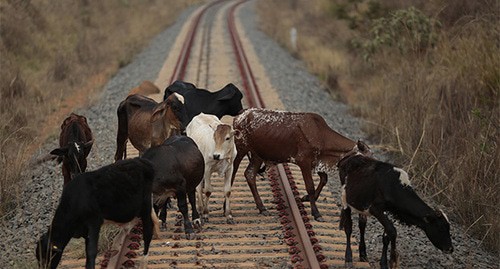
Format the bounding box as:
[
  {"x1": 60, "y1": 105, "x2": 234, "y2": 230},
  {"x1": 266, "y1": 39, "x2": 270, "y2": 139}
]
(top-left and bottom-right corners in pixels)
[{"x1": 60, "y1": 1, "x2": 371, "y2": 268}]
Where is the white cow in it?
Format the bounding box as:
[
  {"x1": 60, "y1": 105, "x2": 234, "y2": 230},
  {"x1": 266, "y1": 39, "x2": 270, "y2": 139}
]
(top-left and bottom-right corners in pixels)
[{"x1": 186, "y1": 113, "x2": 238, "y2": 223}]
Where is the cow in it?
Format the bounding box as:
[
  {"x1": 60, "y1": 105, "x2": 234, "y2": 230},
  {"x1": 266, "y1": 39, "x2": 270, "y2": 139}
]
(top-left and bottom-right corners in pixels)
[
  {"x1": 142, "y1": 135, "x2": 204, "y2": 239},
  {"x1": 128, "y1": 80, "x2": 161, "y2": 96},
  {"x1": 50, "y1": 113, "x2": 93, "y2": 185},
  {"x1": 163, "y1": 81, "x2": 243, "y2": 122},
  {"x1": 186, "y1": 113, "x2": 238, "y2": 224},
  {"x1": 114, "y1": 93, "x2": 188, "y2": 161},
  {"x1": 337, "y1": 153, "x2": 453, "y2": 269},
  {"x1": 231, "y1": 108, "x2": 372, "y2": 222},
  {"x1": 35, "y1": 158, "x2": 155, "y2": 269}
]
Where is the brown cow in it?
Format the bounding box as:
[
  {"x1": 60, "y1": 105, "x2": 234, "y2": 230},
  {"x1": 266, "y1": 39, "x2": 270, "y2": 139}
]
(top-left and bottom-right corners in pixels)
[
  {"x1": 114, "y1": 93, "x2": 188, "y2": 161},
  {"x1": 128, "y1": 80, "x2": 161, "y2": 96},
  {"x1": 231, "y1": 108, "x2": 371, "y2": 221},
  {"x1": 50, "y1": 113, "x2": 94, "y2": 185}
]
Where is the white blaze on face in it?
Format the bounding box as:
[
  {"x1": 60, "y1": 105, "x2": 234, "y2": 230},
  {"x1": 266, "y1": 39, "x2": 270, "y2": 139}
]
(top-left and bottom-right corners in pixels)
[
  {"x1": 393, "y1": 167, "x2": 411, "y2": 186},
  {"x1": 74, "y1": 142, "x2": 80, "y2": 153}
]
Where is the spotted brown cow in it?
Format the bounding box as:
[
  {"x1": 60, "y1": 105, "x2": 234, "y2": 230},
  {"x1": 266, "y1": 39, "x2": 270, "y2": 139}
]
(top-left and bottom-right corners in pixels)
[{"x1": 231, "y1": 108, "x2": 371, "y2": 221}]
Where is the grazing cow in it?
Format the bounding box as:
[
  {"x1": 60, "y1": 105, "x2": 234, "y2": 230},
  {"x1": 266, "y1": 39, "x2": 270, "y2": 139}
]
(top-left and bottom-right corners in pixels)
[
  {"x1": 142, "y1": 135, "x2": 204, "y2": 239},
  {"x1": 114, "y1": 93, "x2": 188, "y2": 161},
  {"x1": 50, "y1": 113, "x2": 93, "y2": 185},
  {"x1": 163, "y1": 81, "x2": 243, "y2": 122},
  {"x1": 35, "y1": 158, "x2": 155, "y2": 269},
  {"x1": 186, "y1": 113, "x2": 238, "y2": 223},
  {"x1": 231, "y1": 108, "x2": 371, "y2": 221},
  {"x1": 337, "y1": 154, "x2": 453, "y2": 269},
  {"x1": 128, "y1": 80, "x2": 161, "y2": 96}
]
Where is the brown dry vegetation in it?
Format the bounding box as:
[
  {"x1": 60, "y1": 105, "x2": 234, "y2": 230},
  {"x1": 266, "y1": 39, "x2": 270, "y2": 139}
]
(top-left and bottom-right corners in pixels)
[
  {"x1": 257, "y1": 0, "x2": 499, "y2": 252},
  {"x1": 0, "y1": 0, "x2": 199, "y2": 219}
]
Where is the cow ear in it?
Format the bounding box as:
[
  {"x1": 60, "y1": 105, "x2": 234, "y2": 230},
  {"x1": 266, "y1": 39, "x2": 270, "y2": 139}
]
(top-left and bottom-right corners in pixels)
[
  {"x1": 151, "y1": 103, "x2": 167, "y2": 123},
  {"x1": 50, "y1": 147, "x2": 68, "y2": 157},
  {"x1": 357, "y1": 140, "x2": 371, "y2": 154},
  {"x1": 209, "y1": 121, "x2": 219, "y2": 131},
  {"x1": 218, "y1": 84, "x2": 237, "y2": 101},
  {"x1": 233, "y1": 129, "x2": 243, "y2": 139}
]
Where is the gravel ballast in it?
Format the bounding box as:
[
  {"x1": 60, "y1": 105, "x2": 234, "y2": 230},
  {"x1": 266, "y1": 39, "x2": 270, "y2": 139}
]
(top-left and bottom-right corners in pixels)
[{"x1": 1, "y1": 2, "x2": 497, "y2": 269}]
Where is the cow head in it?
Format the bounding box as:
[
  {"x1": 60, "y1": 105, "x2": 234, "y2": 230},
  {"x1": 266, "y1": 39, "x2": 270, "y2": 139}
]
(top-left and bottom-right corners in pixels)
[
  {"x1": 50, "y1": 140, "x2": 93, "y2": 180},
  {"x1": 163, "y1": 80, "x2": 196, "y2": 101},
  {"x1": 217, "y1": 83, "x2": 244, "y2": 116},
  {"x1": 423, "y1": 209, "x2": 453, "y2": 254},
  {"x1": 36, "y1": 231, "x2": 63, "y2": 269},
  {"x1": 151, "y1": 93, "x2": 188, "y2": 146},
  {"x1": 212, "y1": 123, "x2": 235, "y2": 160}
]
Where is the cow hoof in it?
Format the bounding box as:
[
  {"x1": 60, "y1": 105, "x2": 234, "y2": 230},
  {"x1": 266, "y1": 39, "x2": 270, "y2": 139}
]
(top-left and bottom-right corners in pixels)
[
  {"x1": 226, "y1": 217, "x2": 235, "y2": 224},
  {"x1": 360, "y1": 255, "x2": 368, "y2": 262},
  {"x1": 185, "y1": 232, "x2": 196, "y2": 240},
  {"x1": 315, "y1": 216, "x2": 325, "y2": 222},
  {"x1": 260, "y1": 209, "x2": 270, "y2": 216},
  {"x1": 193, "y1": 218, "x2": 202, "y2": 229},
  {"x1": 345, "y1": 261, "x2": 354, "y2": 268}
]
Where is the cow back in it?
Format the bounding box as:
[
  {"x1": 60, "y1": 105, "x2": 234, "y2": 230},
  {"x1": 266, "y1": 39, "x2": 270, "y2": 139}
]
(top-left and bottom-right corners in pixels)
[{"x1": 142, "y1": 135, "x2": 204, "y2": 194}]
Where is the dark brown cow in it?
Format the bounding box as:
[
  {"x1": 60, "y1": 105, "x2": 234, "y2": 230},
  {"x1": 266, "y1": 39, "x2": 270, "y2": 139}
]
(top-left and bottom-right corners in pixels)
[
  {"x1": 142, "y1": 135, "x2": 205, "y2": 239},
  {"x1": 114, "y1": 93, "x2": 188, "y2": 161},
  {"x1": 50, "y1": 113, "x2": 93, "y2": 185},
  {"x1": 231, "y1": 108, "x2": 371, "y2": 221}
]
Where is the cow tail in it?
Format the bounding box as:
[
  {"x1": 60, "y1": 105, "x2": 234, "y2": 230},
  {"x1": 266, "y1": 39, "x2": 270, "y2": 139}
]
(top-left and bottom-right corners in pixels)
[{"x1": 115, "y1": 100, "x2": 129, "y2": 161}]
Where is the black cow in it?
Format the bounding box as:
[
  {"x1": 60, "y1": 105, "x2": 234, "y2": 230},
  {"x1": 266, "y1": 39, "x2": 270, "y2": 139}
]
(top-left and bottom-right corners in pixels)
[
  {"x1": 50, "y1": 113, "x2": 93, "y2": 185},
  {"x1": 142, "y1": 135, "x2": 204, "y2": 239},
  {"x1": 163, "y1": 81, "x2": 243, "y2": 122},
  {"x1": 337, "y1": 154, "x2": 453, "y2": 269},
  {"x1": 36, "y1": 158, "x2": 155, "y2": 269}
]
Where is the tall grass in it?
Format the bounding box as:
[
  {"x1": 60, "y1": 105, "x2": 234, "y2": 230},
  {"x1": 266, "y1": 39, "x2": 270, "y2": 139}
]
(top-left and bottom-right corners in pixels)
[
  {"x1": 0, "y1": 0, "x2": 199, "y2": 218},
  {"x1": 257, "y1": 0, "x2": 499, "y2": 252}
]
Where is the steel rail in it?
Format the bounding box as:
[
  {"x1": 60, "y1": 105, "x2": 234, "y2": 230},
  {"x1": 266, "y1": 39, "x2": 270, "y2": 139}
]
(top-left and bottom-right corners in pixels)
[{"x1": 227, "y1": 1, "x2": 324, "y2": 268}]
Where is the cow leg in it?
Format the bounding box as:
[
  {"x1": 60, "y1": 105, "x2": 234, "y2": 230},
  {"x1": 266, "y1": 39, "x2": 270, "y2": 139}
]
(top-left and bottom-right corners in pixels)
[
  {"x1": 225, "y1": 152, "x2": 245, "y2": 216},
  {"x1": 244, "y1": 156, "x2": 267, "y2": 214},
  {"x1": 223, "y1": 165, "x2": 235, "y2": 224},
  {"x1": 176, "y1": 191, "x2": 195, "y2": 239},
  {"x1": 201, "y1": 165, "x2": 213, "y2": 222},
  {"x1": 298, "y1": 164, "x2": 323, "y2": 221},
  {"x1": 358, "y1": 214, "x2": 368, "y2": 262},
  {"x1": 84, "y1": 221, "x2": 102, "y2": 269},
  {"x1": 196, "y1": 180, "x2": 206, "y2": 223},
  {"x1": 371, "y1": 208, "x2": 398, "y2": 269},
  {"x1": 141, "y1": 203, "x2": 153, "y2": 268},
  {"x1": 230, "y1": 151, "x2": 246, "y2": 186},
  {"x1": 314, "y1": 172, "x2": 328, "y2": 200},
  {"x1": 150, "y1": 208, "x2": 160, "y2": 239},
  {"x1": 340, "y1": 207, "x2": 353, "y2": 268},
  {"x1": 188, "y1": 190, "x2": 201, "y2": 229}
]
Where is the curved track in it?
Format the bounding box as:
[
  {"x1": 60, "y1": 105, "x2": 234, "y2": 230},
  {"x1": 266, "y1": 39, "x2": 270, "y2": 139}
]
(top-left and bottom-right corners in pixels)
[{"x1": 60, "y1": 1, "x2": 370, "y2": 268}]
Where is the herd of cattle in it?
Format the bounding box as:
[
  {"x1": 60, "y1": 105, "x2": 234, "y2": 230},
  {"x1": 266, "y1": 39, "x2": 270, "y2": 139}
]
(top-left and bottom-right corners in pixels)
[{"x1": 35, "y1": 81, "x2": 453, "y2": 269}]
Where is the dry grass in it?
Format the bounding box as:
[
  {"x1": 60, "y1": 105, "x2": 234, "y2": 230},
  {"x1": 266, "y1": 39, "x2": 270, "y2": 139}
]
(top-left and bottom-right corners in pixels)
[
  {"x1": 257, "y1": 0, "x2": 499, "y2": 252},
  {"x1": 0, "y1": 0, "x2": 199, "y2": 221}
]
